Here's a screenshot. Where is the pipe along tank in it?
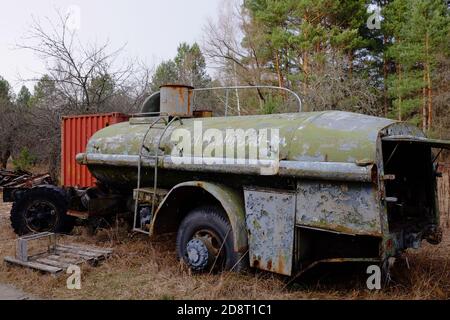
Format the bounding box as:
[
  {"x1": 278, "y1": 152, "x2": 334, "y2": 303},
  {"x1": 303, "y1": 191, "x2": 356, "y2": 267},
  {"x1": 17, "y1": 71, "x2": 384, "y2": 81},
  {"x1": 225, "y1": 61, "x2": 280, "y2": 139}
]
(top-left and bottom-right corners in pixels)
[{"x1": 9, "y1": 84, "x2": 449, "y2": 276}]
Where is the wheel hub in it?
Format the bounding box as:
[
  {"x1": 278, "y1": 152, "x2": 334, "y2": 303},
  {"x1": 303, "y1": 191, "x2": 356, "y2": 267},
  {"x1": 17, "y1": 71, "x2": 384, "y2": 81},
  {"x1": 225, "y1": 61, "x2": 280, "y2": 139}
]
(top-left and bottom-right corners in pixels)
[
  {"x1": 186, "y1": 239, "x2": 209, "y2": 271},
  {"x1": 25, "y1": 201, "x2": 57, "y2": 232}
]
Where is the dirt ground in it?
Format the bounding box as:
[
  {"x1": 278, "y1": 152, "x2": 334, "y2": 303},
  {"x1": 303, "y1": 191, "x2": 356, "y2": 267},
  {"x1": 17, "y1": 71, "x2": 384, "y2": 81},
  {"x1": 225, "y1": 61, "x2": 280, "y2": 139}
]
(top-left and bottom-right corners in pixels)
[
  {"x1": 0, "y1": 284, "x2": 37, "y2": 300},
  {"x1": 0, "y1": 194, "x2": 449, "y2": 300}
]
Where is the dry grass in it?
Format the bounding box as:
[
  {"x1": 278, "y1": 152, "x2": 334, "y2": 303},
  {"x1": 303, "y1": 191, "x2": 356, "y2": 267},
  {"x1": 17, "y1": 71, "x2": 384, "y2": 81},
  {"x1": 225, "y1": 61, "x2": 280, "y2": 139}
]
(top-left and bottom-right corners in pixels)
[{"x1": 0, "y1": 195, "x2": 449, "y2": 300}]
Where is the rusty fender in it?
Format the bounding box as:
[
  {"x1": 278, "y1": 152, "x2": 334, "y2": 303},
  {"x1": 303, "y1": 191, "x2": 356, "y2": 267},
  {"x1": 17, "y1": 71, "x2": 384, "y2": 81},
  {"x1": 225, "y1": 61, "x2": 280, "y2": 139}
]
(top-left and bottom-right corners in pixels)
[{"x1": 150, "y1": 181, "x2": 248, "y2": 253}]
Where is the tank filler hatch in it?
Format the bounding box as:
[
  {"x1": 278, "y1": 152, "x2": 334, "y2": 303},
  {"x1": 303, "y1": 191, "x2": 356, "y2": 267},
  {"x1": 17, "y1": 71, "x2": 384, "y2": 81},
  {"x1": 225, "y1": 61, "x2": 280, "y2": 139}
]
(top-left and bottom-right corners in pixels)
[
  {"x1": 161, "y1": 84, "x2": 194, "y2": 117},
  {"x1": 141, "y1": 84, "x2": 194, "y2": 117}
]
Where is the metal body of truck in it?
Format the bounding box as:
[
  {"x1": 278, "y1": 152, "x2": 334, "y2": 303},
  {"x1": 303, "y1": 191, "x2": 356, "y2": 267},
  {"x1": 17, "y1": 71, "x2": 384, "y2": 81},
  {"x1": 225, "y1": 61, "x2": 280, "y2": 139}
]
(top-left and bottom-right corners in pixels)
[{"x1": 4, "y1": 84, "x2": 449, "y2": 277}]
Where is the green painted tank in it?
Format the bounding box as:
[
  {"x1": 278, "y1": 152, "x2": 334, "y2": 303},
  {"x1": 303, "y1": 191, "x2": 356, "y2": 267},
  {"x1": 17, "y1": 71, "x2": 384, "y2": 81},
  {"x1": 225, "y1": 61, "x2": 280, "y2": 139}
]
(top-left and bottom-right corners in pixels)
[
  {"x1": 83, "y1": 111, "x2": 397, "y2": 162},
  {"x1": 77, "y1": 84, "x2": 446, "y2": 192},
  {"x1": 76, "y1": 106, "x2": 425, "y2": 191}
]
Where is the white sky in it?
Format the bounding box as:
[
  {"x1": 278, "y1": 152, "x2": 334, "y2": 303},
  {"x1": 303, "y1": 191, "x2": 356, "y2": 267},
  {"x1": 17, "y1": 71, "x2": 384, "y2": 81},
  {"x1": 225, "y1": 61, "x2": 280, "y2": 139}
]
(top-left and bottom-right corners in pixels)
[{"x1": 0, "y1": 0, "x2": 222, "y2": 93}]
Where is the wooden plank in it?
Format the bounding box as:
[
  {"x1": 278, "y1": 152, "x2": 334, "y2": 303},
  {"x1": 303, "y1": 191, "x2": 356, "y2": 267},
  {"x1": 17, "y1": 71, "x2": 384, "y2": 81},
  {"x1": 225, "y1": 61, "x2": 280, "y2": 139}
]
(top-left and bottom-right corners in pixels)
[
  {"x1": 34, "y1": 257, "x2": 71, "y2": 269},
  {"x1": 20, "y1": 232, "x2": 54, "y2": 241},
  {"x1": 57, "y1": 244, "x2": 113, "y2": 255},
  {"x1": 46, "y1": 254, "x2": 81, "y2": 264},
  {"x1": 58, "y1": 252, "x2": 95, "y2": 262},
  {"x1": 55, "y1": 246, "x2": 102, "y2": 259},
  {"x1": 16, "y1": 238, "x2": 28, "y2": 262},
  {"x1": 4, "y1": 256, "x2": 62, "y2": 274},
  {"x1": 56, "y1": 251, "x2": 95, "y2": 262}
]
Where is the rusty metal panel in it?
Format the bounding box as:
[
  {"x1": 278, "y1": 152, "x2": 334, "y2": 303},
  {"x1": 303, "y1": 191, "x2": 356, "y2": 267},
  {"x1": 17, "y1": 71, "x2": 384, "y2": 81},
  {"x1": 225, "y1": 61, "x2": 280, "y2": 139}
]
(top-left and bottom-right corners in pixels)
[
  {"x1": 160, "y1": 84, "x2": 193, "y2": 117},
  {"x1": 244, "y1": 187, "x2": 296, "y2": 276},
  {"x1": 296, "y1": 181, "x2": 382, "y2": 236},
  {"x1": 193, "y1": 110, "x2": 213, "y2": 118},
  {"x1": 61, "y1": 113, "x2": 129, "y2": 188}
]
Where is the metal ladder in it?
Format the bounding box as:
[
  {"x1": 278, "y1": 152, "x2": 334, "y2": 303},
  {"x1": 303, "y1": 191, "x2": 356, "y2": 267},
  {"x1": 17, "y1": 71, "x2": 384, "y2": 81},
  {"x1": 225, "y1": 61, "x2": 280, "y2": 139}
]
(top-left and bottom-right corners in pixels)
[{"x1": 133, "y1": 114, "x2": 182, "y2": 234}]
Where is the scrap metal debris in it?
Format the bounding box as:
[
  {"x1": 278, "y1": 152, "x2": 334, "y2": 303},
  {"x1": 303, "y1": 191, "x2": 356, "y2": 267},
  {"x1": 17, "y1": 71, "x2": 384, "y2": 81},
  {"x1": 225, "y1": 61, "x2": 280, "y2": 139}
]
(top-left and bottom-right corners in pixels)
[{"x1": 0, "y1": 169, "x2": 52, "y2": 189}]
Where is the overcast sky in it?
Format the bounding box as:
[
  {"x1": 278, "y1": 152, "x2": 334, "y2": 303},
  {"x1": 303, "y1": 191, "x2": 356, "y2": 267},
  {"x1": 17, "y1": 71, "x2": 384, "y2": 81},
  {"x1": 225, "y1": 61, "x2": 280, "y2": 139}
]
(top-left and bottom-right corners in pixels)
[{"x1": 0, "y1": 0, "x2": 222, "y2": 93}]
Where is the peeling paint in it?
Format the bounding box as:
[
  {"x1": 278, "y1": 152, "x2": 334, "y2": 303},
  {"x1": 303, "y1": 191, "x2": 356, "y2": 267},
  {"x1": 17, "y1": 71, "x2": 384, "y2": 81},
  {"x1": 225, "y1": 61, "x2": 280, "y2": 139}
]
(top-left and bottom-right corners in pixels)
[
  {"x1": 244, "y1": 187, "x2": 296, "y2": 276},
  {"x1": 296, "y1": 181, "x2": 382, "y2": 236}
]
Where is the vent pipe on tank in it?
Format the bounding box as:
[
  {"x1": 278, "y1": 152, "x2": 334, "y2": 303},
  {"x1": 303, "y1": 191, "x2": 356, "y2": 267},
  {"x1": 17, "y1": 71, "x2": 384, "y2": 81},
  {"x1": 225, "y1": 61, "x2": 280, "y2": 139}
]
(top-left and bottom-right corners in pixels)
[{"x1": 160, "y1": 84, "x2": 194, "y2": 117}]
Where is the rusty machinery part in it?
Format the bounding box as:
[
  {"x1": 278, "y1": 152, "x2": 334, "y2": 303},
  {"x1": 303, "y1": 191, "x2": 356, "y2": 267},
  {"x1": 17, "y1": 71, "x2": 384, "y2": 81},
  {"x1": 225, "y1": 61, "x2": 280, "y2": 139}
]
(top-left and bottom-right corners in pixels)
[
  {"x1": 176, "y1": 206, "x2": 243, "y2": 273},
  {"x1": 0, "y1": 169, "x2": 52, "y2": 189},
  {"x1": 80, "y1": 185, "x2": 111, "y2": 209},
  {"x1": 10, "y1": 185, "x2": 75, "y2": 236}
]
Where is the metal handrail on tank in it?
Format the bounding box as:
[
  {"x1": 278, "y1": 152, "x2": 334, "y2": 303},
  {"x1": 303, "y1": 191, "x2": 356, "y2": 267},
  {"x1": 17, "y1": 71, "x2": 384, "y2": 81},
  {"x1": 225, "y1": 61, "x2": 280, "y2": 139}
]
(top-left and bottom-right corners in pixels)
[
  {"x1": 192, "y1": 85, "x2": 303, "y2": 115},
  {"x1": 150, "y1": 116, "x2": 183, "y2": 222},
  {"x1": 133, "y1": 116, "x2": 167, "y2": 234},
  {"x1": 133, "y1": 114, "x2": 183, "y2": 234}
]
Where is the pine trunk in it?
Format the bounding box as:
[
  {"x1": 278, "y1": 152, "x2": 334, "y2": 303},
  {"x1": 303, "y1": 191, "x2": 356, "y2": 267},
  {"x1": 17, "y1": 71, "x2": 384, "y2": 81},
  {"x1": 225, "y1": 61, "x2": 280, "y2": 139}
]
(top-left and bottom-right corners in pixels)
[
  {"x1": 383, "y1": 36, "x2": 389, "y2": 117},
  {"x1": 425, "y1": 32, "x2": 433, "y2": 131},
  {"x1": 275, "y1": 51, "x2": 284, "y2": 89},
  {"x1": 423, "y1": 70, "x2": 428, "y2": 132},
  {"x1": 398, "y1": 63, "x2": 402, "y2": 121},
  {"x1": 302, "y1": 52, "x2": 309, "y2": 107}
]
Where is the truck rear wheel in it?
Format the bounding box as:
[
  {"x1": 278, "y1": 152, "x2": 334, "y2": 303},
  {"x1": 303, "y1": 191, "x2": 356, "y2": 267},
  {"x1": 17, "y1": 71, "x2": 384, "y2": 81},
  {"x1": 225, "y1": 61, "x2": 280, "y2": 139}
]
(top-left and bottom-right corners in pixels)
[
  {"x1": 176, "y1": 206, "x2": 241, "y2": 273},
  {"x1": 10, "y1": 185, "x2": 75, "y2": 235}
]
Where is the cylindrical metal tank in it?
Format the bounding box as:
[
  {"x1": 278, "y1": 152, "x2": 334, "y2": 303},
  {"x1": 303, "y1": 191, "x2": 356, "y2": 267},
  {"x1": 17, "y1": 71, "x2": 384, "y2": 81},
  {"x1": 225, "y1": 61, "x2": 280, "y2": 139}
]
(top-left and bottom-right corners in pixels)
[{"x1": 75, "y1": 109, "x2": 425, "y2": 192}]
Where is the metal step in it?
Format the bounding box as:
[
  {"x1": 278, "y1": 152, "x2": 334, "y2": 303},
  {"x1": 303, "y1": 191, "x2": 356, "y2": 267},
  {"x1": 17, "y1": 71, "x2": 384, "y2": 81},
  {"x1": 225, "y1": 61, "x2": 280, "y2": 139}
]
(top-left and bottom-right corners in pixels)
[
  {"x1": 132, "y1": 188, "x2": 169, "y2": 234},
  {"x1": 133, "y1": 188, "x2": 169, "y2": 203}
]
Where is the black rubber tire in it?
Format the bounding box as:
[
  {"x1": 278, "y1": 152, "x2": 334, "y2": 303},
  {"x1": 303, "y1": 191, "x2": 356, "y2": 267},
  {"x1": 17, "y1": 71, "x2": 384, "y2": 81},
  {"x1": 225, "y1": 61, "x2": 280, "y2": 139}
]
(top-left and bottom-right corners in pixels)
[
  {"x1": 10, "y1": 185, "x2": 75, "y2": 236},
  {"x1": 176, "y1": 206, "x2": 243, "y2": 273}
]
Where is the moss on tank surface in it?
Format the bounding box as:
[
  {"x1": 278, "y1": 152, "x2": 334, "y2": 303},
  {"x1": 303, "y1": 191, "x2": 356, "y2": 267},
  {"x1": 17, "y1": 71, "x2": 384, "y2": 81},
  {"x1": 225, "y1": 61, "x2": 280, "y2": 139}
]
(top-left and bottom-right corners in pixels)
[{"x1": 86, "y1": 111, "x2": 399, "y2": 165}]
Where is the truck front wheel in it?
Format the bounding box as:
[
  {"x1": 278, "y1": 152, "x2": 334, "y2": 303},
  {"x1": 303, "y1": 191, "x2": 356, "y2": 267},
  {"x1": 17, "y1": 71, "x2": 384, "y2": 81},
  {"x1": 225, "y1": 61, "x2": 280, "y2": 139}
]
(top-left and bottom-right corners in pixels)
[
  {"x1": 10, "y1": 186, "x2": 75, "y2": 235},
  {"x1": 176, "y1": 206, "x2": 240, "y2": 273}
]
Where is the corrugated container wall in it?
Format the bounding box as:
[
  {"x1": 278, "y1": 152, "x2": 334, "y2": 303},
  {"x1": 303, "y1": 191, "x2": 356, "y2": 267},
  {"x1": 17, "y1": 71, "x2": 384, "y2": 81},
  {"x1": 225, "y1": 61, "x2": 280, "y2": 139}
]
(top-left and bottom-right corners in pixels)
[{"x1": 61, "y1": 113, "x2": 130, "y2": 188}]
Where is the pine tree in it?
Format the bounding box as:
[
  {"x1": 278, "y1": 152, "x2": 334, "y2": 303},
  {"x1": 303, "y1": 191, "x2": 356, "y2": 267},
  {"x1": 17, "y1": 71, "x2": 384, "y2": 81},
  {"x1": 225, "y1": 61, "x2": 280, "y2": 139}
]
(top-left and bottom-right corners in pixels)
[
  {"x1": 0, "y1": 76, "x2": 11, "y2": 100},
  {"x1": 150, "y1": 61, "x2": 178, "y2": 92},
  {"x1": 174, "y1": 43, "x2": 211, "y2": 88},
  {"x1": 16, "y1": 86, "x2": 31, "y2": 107},
  {"x1": 242, "y1": 0, "x2": 375, "y2": 111},
  {"x1": 384, "y1": 0, "x2": 450, "y2": 131}
]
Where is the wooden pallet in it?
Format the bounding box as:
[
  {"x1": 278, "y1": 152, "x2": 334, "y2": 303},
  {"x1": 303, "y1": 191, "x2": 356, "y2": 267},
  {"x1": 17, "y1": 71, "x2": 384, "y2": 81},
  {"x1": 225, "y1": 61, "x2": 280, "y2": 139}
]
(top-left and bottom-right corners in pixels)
[{"x1": 4, "y1": 233, "x2": 113, "y2": 274}]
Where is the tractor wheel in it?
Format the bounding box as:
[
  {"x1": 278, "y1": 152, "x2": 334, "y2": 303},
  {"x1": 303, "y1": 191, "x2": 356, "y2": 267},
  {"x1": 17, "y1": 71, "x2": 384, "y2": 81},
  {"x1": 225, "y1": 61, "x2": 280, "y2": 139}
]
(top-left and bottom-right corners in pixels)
[
  {"x1": 10, "y1": 185, "x2": 75, "y2": 236},
  {"x1": 176, "y1": 206, "x2": 243, "y2": 273}
]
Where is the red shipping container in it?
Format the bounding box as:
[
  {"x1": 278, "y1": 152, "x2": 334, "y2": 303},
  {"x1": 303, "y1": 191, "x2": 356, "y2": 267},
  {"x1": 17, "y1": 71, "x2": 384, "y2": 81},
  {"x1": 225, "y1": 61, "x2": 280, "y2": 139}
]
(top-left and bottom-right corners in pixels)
[{"x1": 61, "y1": 113, "x2": 130, "y2": 188}]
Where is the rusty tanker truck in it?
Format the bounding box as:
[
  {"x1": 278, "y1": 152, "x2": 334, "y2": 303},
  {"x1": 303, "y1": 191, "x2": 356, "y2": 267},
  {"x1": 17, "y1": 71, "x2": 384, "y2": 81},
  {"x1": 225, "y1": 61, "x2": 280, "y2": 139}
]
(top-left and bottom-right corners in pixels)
[{"x1": 4, "y1": 84, "x2": 450, "y2": 277}]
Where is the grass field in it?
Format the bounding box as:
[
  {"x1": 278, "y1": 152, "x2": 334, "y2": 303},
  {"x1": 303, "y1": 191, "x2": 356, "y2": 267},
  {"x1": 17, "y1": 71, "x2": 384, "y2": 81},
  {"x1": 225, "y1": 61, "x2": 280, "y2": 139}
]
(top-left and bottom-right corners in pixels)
[{"x1": 0, "y1": 195, "x2": 449, "y2": 300}]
